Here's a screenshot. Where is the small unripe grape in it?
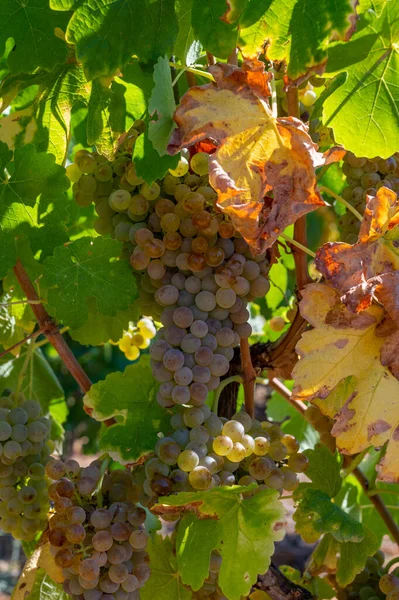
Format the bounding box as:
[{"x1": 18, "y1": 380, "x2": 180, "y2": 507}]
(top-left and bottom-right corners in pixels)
[
  {"x1": 213, "y1": 436, "x2": 233, "y2": 456},
  {"x1": 169, "y1": 158, "x2": 189, "y2": 178},
  {"x1": 287, "y1": 453, "x2": 309, "y2": 473},
  {"x1": 269, "y1": 316, "x2": 286, "y2": 332},
  {"x1": 189, "y1": 466, "x2": 212, "y2": 490}
]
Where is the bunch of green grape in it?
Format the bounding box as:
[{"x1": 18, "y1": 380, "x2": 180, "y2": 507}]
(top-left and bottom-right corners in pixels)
[
  {"x1": 340, "y1": 152, "x2": 399, "y2": 243},
  {"x1": 304, "y1": 404, "x2": 336, "y2": 453},
  {"x1": 69, "y1": 142, "x2": 271, "y2": 411},
  {"x1": 0, "y1": 393, "x2": 52, "y2": 540},
  {"x1": 337, "y1": 551, "x2": 399, "y2": 599},
  {"x1": 46, "y1": 457, "x2": 150, "y2": 600},
  {"x1": 112, "y1": 317, "x2": 157, "y2": 361},
  {"x1": 133, "y1": 406, "x2": 308, "y2": 503}
]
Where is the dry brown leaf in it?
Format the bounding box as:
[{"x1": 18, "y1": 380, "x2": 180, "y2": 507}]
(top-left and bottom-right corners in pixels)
[
  {"x1": 167, "y1": 62, "x2": 329, "y2": 252},
  {"x1": 315, "y1": 187, "x2": 399, "y2": 317}
]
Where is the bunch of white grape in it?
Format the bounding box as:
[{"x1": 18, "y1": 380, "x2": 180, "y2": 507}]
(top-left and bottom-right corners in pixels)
[
  {"x1": 0, "y1": 393, "x2": 52, "y2": 540},
  {"x1": 69, "y1": 144, "x2": 271, "y2": 410},
  {"x1": 340, "y1": 152, "x2": 399, "y2": 243},
  {"x1": 137, "y1": 406, "x2": 308, "y2": 502},
  {"x1": 113, "y1": 318, "x2": 157, "y2": 361},
  {"x1": 46, "y1": 457, "x2": 150, "y2": 600}
]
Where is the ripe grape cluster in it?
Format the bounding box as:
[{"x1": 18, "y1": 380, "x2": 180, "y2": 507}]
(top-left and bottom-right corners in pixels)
[
  {"x1": 337, "y1": 551, "x2": 399, "y2": 599},
  {"x1": 0, "y1": 393, "x2": 51, "y2": 540},
  {"x1": 46, "y1": 458, "x2": 150, "y2": 600},
  {"x1": 113, "y1": 318, "x2": 157, "y2": 361},
  {"x1": 135, "y1": 406, "x2": 308, "y2": 502},
  {"x1": 340, "y1": 152, "x2": 399, "y2": 243},
  {"x1": 303, "y1": 405, "x2": 336, "y2": 453},
  {"x1": 69, "y1": 138, "x2": 271, "y2": 410}
]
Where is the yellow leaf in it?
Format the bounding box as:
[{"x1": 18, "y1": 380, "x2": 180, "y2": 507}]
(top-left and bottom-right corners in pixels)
[
  {"x1": 292, "y1": 283, "x2": 399, "y2": 482},
  {"x1": 168, "y1": 61, "x2": 327, "y2": 252},
  {"x1": 12, "y1": 540, "x2": 64, "y2": 600}
]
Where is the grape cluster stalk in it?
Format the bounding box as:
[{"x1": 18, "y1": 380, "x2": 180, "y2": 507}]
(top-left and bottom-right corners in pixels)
[
  {"x1": 0, "y1": 393, "x2": 52, "y2": 540},
  {"x1": 340, "y1": 152, "x2": 399, "y2": 243},
  {"x1": 46, "y1": 458, "x2": 150, "y2": 600}
]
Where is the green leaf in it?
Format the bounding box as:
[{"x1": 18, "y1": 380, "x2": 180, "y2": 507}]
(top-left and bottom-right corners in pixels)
[
  {"x1": 0, "y1": 348, "x2": 65, "y2": 415},
  {"x1": 323, "y1": 3, "x2": 399, "y2": 157},
  {"x1": 141, "y1": 534, "x2": 191, "y2": 600},
  {"x1": 174, "y1": 0, "x2": 200, "y2": 65},
  {"x1": 133, "y1": 131, "x2": 179, "y2": 183},
  {"x1": 294, "y1": 488, "x2": 364, "y2": 543},
  {"x1": 43, "y1": 237, "x2": 138, "y2": 330},
  {"x1": 0, "y1": 0, "x2": 69, "y2": 74},
  {"x1": 279, "y1": 565, "x2": 335, "y2": 599},
  {"x1": 70, "y1": 297, "x2": 140, "y2": 345},
  {"x1": 191, "y1": 0, "x2": 238, "y2": 58},
  {"x1": 87, "y1": 76, "x2": 117, "y2": 158},
  {"x1": 309, "y1": 528, "x2": 380, "y2": 587},
  {"x1": 115, "y1": 60, "x2": 154, "y2": 123},
  {"x1": 267, "y1": 261, "x2": 288, "y2": 311},
  {"x1": 302, "y1": 445, "x2": 343, "y2": 498},
  {"x1": 155, "y1": 486, "x2": 285, "y2": 600},
  {"x1": 176, "y1": 514, "x2": 219, "y2": 591},
  {"x1": 66, "y1": 0, "x2": 179, "y2": 80},
  {"x1": 286, "y1": 0, "x2": 357, "y2": 80},
  {"x1": 0, "y1": 143, "x2": 70, "y2": 278},
  {"x1": 83, "y1": 356, "x2": 170, "y2": 463},
  {"x1": 148, "y1": 57, "x2": 177, "y2": 156}
]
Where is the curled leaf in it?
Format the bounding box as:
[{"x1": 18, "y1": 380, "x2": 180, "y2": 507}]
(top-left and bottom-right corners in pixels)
[{"x1": 168, "y1": 61, "x2": 328, "y2": 252}]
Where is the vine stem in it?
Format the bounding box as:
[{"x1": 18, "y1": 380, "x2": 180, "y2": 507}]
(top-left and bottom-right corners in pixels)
[
  {"x1": 270, "y1": 374, "x2": 399, "y2": 546},
  {"x1": 318, "y1": 185, "x2": 363, "y2": 221},
  {"x1": 280, "y1": 233, "x2": 316, "y2": 259},
  {"x1": 12, "y1": 260, "x2": 116, "y2": 427},
  {"x1": 240, "y1": 338, "x2": 256, "y2": 417}
]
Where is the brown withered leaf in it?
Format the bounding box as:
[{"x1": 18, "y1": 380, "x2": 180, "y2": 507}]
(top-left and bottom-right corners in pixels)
[
  {"x1": 167, "y1": 61, "x2": 332, "y2": 252},
  {"x1": 292, "y1": 282, "x2": 399, "y2": 482},
  {"x1": 316, "y1": 187, "x2": 399, "y2": 319}
]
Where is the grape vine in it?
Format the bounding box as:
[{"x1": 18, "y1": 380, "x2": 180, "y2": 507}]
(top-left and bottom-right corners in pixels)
[{"x1": 1, "y1": 2, "x2": 399, "y2": 600}]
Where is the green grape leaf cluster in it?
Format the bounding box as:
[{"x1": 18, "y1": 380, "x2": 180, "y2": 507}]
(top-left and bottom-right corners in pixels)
[
  {"x1": 141, "y1": 534, "x2": 191, "y2": 600},
  {"x1": 153, "y1": 485, "x2": 285, "y2": 600},
  {"x1": 293, "y1": 445, "x2": 364, "y2": 543},
  {"x1": 0, "y1": 0, "x2": 69, "y2": 74},
  {"x1": 42, "y1": 237, "x2": 138, "y2": 330},
  {"x1": 323, "y1": 1, "x2": 399, "y2": 157},
  {"x1": 83, "y1": 356, "x2": 170, "y2": 463},
  {"x1": 0, "y1": 143, "x2": 70, "y2": 278}
]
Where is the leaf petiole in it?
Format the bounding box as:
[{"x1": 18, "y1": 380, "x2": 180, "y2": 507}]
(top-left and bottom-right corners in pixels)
[{"x1": 318, "y1": 185, "x2": 363, "y2": 221}]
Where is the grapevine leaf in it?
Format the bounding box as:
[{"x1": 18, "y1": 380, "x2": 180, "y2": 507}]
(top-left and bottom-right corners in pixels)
[
  {"x1": 191, "y1": 0, "x2": 237, "y2": 58},
  {"x1": 148, "y1": 57, "x2": 176, "y2": 156},
  {"x1": 293, "y1": 488, "x2": 364, "y2": 543},
  {"x1": 141, "y1": 534, "x2": 191, "y2": 600},
  {"x1": 134, "y1": 132, "x2": 179, "y2": 184},
  {"x1": 83, "y1": 356, "x2": 170, "y2": 463},
  {"x1": 0, "y1": 0, "x2": 69, "y2": 74},
  {"x1": 0, "y1": 143, "x2": 70, "y2": 278},
  {"x1": 42, "y1": 237, "x2": 138, "y2": 330},
  {"x1": 65, "y1": 0, "x2": 178, "y2": 80},
  {"x1": 176, "y1": 515, "x2": 220, "y2": 591},
  {"x1": 279, "y1": 565, "x2": 335, "y2": 599},
  {"x1": 283, "y1": 0, "x2": 357, "y2": 81},
  {"x1": 114, "y1": 60, "x2": 154, "y2": 123},
  {"x1": 11, "y1": 543, "x2": 64, "y2": 600},
  {"x1": 153, "y1": 486, "x2": 285, "y2": 600},
  {"x1": 33, "y1": 63, "x2": 90, "y2": 164},
  {"x1": 168, "y1": 62, "x2": 329, "y2": 252},
  {"x1": 0, "y1": 348, "x2": 65, "y2": 418},
  {"x1": 70, "y1": 298, "x2": 140, "y2": 345},
  {"x1": 302, "y1": 445, "x2": 343, "y2": 498},
  {"x1": 87, "y1": 76, "x2": 117, "y2": 159},
  {"x1": 174, "y1": 0, "x2": 200, "y2": 65},
  {"x1": 323, "y1": 3, "x2": 399, "y2": 158},
  {"x1": 292, "y1": 282, "x2": 399, "y2": 482},
  {"x1": 315, "y1": 187, "x2": 399, "y2": 321},
  {"x1": 309, "y1": 529, "x2": 380, "y2": 587}
]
